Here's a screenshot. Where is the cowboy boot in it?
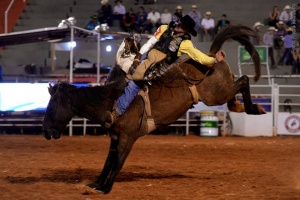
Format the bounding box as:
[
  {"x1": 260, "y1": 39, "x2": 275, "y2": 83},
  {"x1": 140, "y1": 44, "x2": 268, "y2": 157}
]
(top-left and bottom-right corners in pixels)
[
  {"x1": 104, "y1": 110, "x2": 120, "y2": 128},
  {"x1": 128, "y1": 53, "x2": 142, "y2": 75}
]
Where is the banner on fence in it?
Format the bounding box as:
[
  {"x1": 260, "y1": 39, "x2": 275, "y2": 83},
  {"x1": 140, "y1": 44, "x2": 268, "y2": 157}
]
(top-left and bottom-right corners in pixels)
[{"x1": 277, "y1": 113, "x2": 300, "y2": 135}]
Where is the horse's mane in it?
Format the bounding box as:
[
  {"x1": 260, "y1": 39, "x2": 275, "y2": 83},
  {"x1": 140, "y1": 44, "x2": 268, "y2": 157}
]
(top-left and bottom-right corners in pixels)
[
  {"x1": 209, "y1": 25, "x2": 261, "y2": 81},
  {"x1": 54, "y1": 79, "x2": 126, "y2": 109}
]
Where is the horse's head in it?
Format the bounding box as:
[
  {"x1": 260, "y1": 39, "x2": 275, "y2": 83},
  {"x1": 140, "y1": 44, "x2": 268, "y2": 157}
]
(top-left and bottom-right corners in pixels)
[{"x1": 42, "y1": 82, "x2": 75, "y2": 140}]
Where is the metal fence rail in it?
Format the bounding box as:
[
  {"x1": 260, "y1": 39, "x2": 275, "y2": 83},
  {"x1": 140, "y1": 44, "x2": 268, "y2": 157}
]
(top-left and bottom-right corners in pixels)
[{"x1": 1, "y1": 81, "x2": 299, "y2": 136}]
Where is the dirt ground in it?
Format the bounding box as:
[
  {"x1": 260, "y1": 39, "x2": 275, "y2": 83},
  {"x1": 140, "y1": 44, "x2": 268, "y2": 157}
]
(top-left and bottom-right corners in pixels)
[{"x1": 0, "y1": 134, "x2": 300, "y2": 200}]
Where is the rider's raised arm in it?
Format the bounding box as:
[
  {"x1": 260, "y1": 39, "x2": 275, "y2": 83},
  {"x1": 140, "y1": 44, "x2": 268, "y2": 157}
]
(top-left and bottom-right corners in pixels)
[
  {"x1": 139, "y1": 35, "x2": 158, "y2": 55},
  {"x1": 139, "y1": 25, "x2": 168, "y2": 55},
  {"x1": 178, "y1": 40, "x2": 215, "y2": 66}
]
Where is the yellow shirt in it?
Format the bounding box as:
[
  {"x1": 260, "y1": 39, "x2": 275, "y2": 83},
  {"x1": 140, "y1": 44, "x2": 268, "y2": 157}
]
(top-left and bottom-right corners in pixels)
[{"x1": 154, "y1": 25, "x2": 215, "y2": 65}]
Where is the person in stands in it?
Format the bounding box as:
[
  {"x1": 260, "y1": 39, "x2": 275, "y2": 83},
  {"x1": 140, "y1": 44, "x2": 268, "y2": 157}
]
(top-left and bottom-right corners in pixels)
[{"x1": 84, "y1": 15, "x2": 100, "y2": 30}]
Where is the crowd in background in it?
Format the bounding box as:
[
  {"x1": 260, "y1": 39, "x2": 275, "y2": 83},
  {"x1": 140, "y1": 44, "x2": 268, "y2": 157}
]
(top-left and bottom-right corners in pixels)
[
  {"x1": 83, "y1": 1, "x2": 300, "y2": 73},
  {"x1": 254, "y1": 4, "x2": 299, "y2": 73},
  {"x1": 85, "y1": 0, "x2": 232, "y2": 38}
]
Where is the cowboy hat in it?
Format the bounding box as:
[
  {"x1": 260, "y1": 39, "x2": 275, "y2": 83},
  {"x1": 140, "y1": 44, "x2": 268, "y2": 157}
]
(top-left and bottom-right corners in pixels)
[
  {"x1": 277, "y1": 21, "x2": 284, "y2": 25},
  {"x1": 287, "y1": 27, "x2": 293, "y2": 32},
  {"x1": 179, "y1": 15, "x2": 197, "y2": 37},
  {"x1": 176, "y1": 5, "x2": 182, "y2": 10},
  {"x1": 253, "y1": 22, "x2": 263, "y2": 28},
  {"x1": 206, "y1": 11, "x2": 212, "y2": 15},
  {"x1": 191, "y1": 5, "x2": 197, "y2": 9},
  {"x1": 284, "y1": 5, "x2": 291, "y2": 10},
  {"x1": 91, "y1": 15, "x2": 98, "y2": 19},
  {"x1": 101, "y1": 0, "x2": 108, "y2": 4},
  {"x1": 268, "y1": 27, "x2": 276, "y2": 31}
]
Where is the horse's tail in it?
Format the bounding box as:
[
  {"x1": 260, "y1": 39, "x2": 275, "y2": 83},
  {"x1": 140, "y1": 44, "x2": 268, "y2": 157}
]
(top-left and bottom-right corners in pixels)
[{"x1": 209, "y1": 25, "x2": 261, "y2": 82}]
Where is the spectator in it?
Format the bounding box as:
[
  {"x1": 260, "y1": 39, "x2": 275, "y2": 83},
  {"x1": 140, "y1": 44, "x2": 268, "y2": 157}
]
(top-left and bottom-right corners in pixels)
[
  {"x1": 278, "y1": 27, "x2": 293, "y2": 66},
  {"x1": 121, "y1": 8, "x2": 136, "y2": 32},
  {"x1": 145, "y1": 7, "x2": 161, "y2": 34},
  {"x1": 292, "y1": 46, "x2": 300, "y2": 74},
  {"x1": 113, "y1": 0, "x2": 126, "y2": 27},
  {"x1": 263, "y1": 26, "x2": 276, "y2": 68},
  {"x1": 84, "y1": 15, "x2": 100, "y2": 30},
  {"x1": 97, "y1": 0, "x2": 113, "y2": 26},
  {"x1": 188, "y1": 5, "x2": 201, "y2": 32},
  {"x1": 274, "y1": 21, "x2": 286, "y2": 49},
  {"x1": 160, "y1": 7, "x2": 172, "y2": 25},
  {"x1": 135, "y1": 6, "x2": 148, "y2": 33},
  {"x1": 200, "y1": 11, "x2": 215, "y2": 42},
  {"x1": 215, "y1": 14, "x2": 230, "y2": 34},
  {"x1": 268, "y1": 5, "x2": 280, "y2": 28},
  {"x1": 252, "y1": 21, "x2": 263, "y2": 45},
  {"x1": 279, "y1": 5, "x2": 292, "y2": 26},
  {"x1": 296, "y1": 3, "x2": 300, "y2": 31},
  {"x1": 173, "y1": 5, "x2": 183, "y2": 22}
]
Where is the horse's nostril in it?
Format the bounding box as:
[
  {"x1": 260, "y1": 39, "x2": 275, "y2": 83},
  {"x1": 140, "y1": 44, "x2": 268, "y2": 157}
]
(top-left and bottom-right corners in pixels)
[
  {"x1": 52, "y1": 134, "x2": 61, "y2": 139},
  {"x1": 42, "y1": 129, "x2": 52, "y2": 140}
]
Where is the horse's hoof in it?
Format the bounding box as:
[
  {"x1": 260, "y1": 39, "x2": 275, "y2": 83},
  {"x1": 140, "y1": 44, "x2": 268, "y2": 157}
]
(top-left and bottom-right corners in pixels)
[{"x1": 77, "y1": 184, "x2": 104, "y2": 195}]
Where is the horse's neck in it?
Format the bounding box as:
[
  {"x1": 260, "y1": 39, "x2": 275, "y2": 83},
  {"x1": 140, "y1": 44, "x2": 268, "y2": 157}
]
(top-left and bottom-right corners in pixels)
[{"x1": 79, "y1": 105, "x2": 104, "y2": 124}]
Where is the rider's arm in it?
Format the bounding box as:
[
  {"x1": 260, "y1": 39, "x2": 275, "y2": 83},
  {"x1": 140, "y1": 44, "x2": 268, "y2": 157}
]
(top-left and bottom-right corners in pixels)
[
  {"x1": 139, "y1": 25, "x2": 168, "y2": 55},
  {"x1": 139, "y1": 36, "x2": 158, "y2": 55},
  {"x1": 178, "y1": 40, "x2": 215, "y2": 65}
]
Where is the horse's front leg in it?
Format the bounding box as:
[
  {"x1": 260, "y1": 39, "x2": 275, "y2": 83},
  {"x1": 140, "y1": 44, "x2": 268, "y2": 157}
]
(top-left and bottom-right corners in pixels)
[
  {"x1": 86, "y1": 137, "x2": 118, "y2": 191},
  {"x1": 227, "y1": 75, "x2": 266, "y2": 114}
]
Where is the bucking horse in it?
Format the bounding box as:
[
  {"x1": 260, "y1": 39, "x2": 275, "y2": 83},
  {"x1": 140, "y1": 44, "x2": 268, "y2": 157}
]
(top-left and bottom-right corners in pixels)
[{"x1": 42, "y1": 25, "x2": 266, "y2": 194}]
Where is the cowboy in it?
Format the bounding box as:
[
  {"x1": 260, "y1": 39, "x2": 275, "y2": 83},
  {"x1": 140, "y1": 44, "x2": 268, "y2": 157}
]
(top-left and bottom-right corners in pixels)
[{"x1": 105, "y1": 15, "x2": 225, "y2": 128}]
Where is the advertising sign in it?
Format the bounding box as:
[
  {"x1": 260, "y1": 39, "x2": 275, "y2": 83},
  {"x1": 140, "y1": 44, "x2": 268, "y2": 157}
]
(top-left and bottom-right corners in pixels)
[
  {"x1": 277, "y1": 113, "x2": 300, "y2": 135},
  {"x1": 238, "y1": 46, "x2": 268, "y2": 64}
]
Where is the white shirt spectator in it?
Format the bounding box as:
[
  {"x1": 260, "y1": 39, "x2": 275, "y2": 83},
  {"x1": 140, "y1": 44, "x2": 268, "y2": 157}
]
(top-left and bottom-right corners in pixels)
[
  {"x1": 160, "y1": 8, "x2": 172, "y2": 25},
  {"x1": 201, "y1": 18, "x2": 214, "y2": 29},
  {"x1": 279, "y1": 10, "x2": 293, "y2": 23},
  {"x1": 113, "y1": 4, "x2": 126, "y2": 15},
  {"x1": 147, "y1": 11, "x2": 161, "y2": 24}
]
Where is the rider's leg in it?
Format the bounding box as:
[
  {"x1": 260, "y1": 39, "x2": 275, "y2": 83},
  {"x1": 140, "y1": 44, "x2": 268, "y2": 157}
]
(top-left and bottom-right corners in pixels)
[
  {"x1": 105, "y1": 80, "x2": 144, "y2": 128},
  {"x1": 129, "y1": 49, "x2": 166, "y2": 80},
  {"x1": 117, "y1": 80, "x2": 144, "y2": 115}
]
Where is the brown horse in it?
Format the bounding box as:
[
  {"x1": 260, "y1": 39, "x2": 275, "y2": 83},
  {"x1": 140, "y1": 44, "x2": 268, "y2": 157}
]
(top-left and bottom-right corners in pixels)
[{"x1": 42, "y1": 25, "x2": 265, "y2": 194}]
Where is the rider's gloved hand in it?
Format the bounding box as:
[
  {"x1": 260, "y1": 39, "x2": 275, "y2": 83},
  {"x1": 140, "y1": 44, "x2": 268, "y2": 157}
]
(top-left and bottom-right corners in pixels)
[
  {"x1": 129, "y1": 53, "x2": 142, "y2": 75},
  {"x1": 216, "y1": 50, "x2": 226, "y2": 62},
  {"x1": 133, "y1": 53, "x2": 142, "y2": 67}
]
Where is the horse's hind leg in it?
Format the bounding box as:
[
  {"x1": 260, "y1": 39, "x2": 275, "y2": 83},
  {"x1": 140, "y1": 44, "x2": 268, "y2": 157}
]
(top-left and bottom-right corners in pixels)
[
  {"x1": 227, "y1": 75, "x2": 266, "y2": 115},
  {"x1": 101, "y1": 134, "x2": 136, "y2": 193},
  {"x1": 88, "y1": 134, "x2": 136, "y2": 194},
  {"x1": 86, "y1": 138, "x2": 118, "y2": 191}
]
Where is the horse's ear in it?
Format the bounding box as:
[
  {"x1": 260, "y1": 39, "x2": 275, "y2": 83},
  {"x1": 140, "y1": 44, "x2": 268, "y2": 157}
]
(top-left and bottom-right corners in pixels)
[
  {"x1": 133, "y1": 33, "x2": 142, "y2": 43},
  {"x1": 129, "y1": 31, "x2": 134, "y2": 38},
  {"x1": 48, "y1": 82, "x2": 55, "y2": 96},
  {"x1": 48, "y1": 83, "x2": 55, "y2": 96}
]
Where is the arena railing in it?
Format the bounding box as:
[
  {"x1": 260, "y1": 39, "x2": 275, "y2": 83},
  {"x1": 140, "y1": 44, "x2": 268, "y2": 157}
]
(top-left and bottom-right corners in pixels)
[{"x1": 1, "y1": 81, "x2": 299, "y2": 136}]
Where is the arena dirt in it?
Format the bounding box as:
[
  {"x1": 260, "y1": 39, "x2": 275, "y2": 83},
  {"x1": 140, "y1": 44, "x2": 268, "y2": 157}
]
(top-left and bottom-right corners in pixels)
[{"x1": 0, "y1": 134, "x2": 300, "y2": 200}]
